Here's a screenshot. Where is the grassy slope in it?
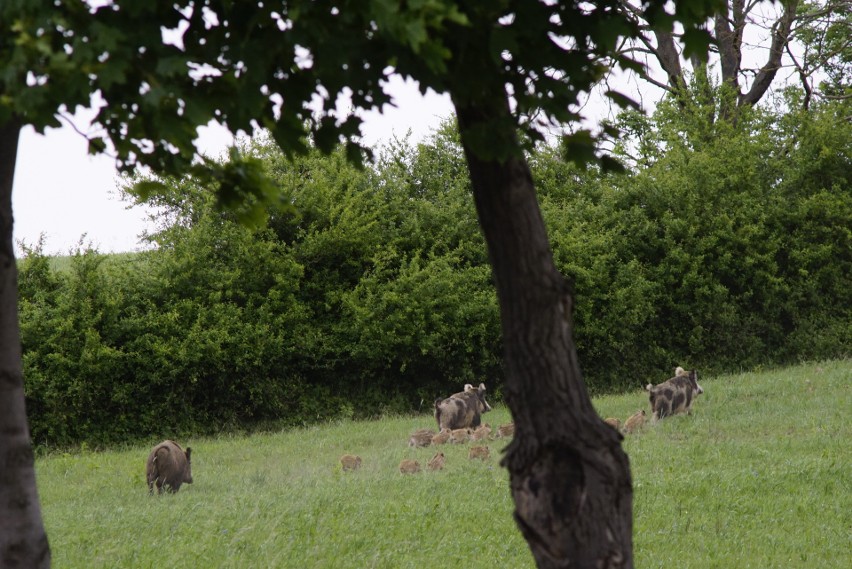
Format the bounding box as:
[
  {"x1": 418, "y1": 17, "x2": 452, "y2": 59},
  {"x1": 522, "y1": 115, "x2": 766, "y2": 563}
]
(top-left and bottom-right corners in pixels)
[{"x1": 36, "y1": 359, "x2": 850, "y2": 568}]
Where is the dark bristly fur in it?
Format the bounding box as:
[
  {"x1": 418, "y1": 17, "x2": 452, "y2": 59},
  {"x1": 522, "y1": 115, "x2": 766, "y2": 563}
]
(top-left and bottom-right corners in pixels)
[
  {"x1": 434, "y1": 383, "x2": 491, "y2": 430},
  {"x1": 146, "y1": 440, "x2": 193, "y2": 494},
  {"x1": 646, "y1": 368, "x2": 704, "y2": 421}
]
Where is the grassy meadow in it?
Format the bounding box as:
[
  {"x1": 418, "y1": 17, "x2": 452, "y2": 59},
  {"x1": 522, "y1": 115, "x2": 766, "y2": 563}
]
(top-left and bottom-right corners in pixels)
[{"x1": 36, "y1": 359, "x2": 850, "y2": 568}]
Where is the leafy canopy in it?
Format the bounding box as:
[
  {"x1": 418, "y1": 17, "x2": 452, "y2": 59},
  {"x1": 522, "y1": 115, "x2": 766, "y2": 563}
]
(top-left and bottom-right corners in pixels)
[{"x1": 2, "y1": 0, "x2": 722, "y2": 216}]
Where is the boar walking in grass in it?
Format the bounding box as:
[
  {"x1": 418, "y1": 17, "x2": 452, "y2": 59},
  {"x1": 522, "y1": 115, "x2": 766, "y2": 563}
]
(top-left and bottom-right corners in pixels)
[
  {"x1": 496, "y1": 423, "x2": 515, "y2": 438},
  {"x1": 622, "y1": 410, "x2": 646, "y2": 434},
  {"x1": 399, "y1": 459, "x2": 421, "y2": 474},
  {"x1": 340, "y1": 454, "x2": 362, "y2": 471},
  {"x1": 470, "y1": 424, "x2": 491, "y2": 441},
  {"x1": 408, "y1": 428, "x2": 435, "y2": 448},
  {"x1": 646, "y1": 368, "x2": 704, "y2": 421},
  {"x1": 427, "y1": 452, "x2": 446, "y2": 471},
  {"x1": 434, "y1": 383, "x2": 491, "y2": 430},
  {"x1": 431, "y1": 429, "x2": 451, "y2": 445},
  {"x1": 469, "y1": 446, "x2": 490, "y2": 460},
  {"x1": 449, "y1": 428, "x2": 472, "y2": 444},
  {"x1": 146, "y1": 440, "x2": 193, "y2": 494}
]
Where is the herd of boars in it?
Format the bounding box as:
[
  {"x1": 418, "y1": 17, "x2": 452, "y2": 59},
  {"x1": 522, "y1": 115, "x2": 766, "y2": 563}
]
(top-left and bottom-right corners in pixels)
[
  {"x1": 144, "y1": 382, "x2": 503, "y2": 491},
  {"x1": 390, "y1": 382, "x2": 511, "y2": 474},
  {"x1": 605, "y1": 365, "x2": 706, "y2": 435},
  {"x1": 145, "y1": 369, "x2": 704, "y2": 490}
]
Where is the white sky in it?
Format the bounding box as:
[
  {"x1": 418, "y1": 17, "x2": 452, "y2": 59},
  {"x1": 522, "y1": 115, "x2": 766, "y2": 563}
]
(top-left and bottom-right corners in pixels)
[{"x1": 11, "y1": 76, "x2": 455, "y2": 255}]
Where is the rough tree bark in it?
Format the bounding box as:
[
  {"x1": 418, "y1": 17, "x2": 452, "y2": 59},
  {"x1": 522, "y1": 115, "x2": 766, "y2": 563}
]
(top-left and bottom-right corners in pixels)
[
  {"x1": 453, "y1": 95, "x2": 634, "y2": 568},
  {"x1": 0, "y1": 118, "x2": 51, "y2": 569}
]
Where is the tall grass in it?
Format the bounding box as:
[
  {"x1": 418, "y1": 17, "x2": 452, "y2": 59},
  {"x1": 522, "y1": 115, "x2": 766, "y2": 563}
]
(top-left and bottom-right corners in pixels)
[{"x1": 36, "y1": 360, "x2": 850, "y2": 568}]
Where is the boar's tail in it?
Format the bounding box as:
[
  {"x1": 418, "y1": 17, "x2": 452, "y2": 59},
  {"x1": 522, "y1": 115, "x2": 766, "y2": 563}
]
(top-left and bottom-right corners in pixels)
[{"x1": 153, "y1": 446, "x2": 172, "y2": 473}]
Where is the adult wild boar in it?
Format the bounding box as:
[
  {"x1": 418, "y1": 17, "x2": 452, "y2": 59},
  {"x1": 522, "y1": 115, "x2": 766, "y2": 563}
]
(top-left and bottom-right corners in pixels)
[
  {"x1": 146, "y1": 440, "x2": 193, "y2": 494},
  {"x1": 434, "y1": 383, "x2": 491, "y2": 430},
  {"x1": 646, "y1": 368, "x2": 704, "y2": 421}
]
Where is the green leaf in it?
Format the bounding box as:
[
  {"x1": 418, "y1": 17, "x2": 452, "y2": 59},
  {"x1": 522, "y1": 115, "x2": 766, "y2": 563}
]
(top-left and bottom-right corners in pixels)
[
  {"x1": 604, "y1": 90, "x2": 641, "y2": 111},
  {"x1": 131, "y1": 179, "x2": 169, "y2": 201},
  {"x1": 561, "y1": 130, "x2": 598, "y2": 168},
  {"x1": 599, "y1": 154, "x2": 625, "y2": 174},
  {"x1": 682, "y1": 28, "x2": 714, "y2": 63},
  {"x1": 155, "y1": 56, "x2": 189, "y2": 77},
  {"x1": 87, "y1": 137, "x2": 107, "y2": 155}
]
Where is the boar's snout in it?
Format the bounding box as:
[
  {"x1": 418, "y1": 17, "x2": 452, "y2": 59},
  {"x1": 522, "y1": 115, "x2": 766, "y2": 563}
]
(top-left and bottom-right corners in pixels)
[{"x1": 476, "y1": 382, "x2": 492, "y2": 413}]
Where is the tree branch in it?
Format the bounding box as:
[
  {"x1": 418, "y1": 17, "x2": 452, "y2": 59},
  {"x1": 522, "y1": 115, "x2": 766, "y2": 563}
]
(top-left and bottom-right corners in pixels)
[
  {"x1": 740, "y1": 0, "x2": 799, "y2": 106},
  {"x1": 785, "y1": 41, "x2": 813, "y2": 109},
  {"x1": 715, "y1": 2, "x2": 741, "y2": 92}
]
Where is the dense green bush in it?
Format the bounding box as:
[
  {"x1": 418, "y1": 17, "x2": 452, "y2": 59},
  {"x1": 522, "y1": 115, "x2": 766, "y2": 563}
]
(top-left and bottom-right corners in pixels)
[
  {"x1": 19, "y1": 99, "x2": 851, "y2": 448},
  {"x1": 534, "y1": 96, "x2": 850, "y2": 387}
]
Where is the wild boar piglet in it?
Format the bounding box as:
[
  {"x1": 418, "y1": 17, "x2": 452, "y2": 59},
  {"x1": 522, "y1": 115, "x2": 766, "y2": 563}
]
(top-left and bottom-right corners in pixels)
[
  {"x1": 622, "y1": 410, "x2": 646, "y2": 434},
  {"x1": 340, "y1": 454, "x2": 362, "y2": 471},
  {"x1": 408, "y1": 428, "x2": 435, "y2": 448},
  {"x1": 431, "y1": 429, "x2": 451, "y2": 445},
  {"x1": 468, "y1": 446, "x2": 490, "y2": 460},
  {"x1": 427, "y1": 452, "x2": 446, "y2": 471}
]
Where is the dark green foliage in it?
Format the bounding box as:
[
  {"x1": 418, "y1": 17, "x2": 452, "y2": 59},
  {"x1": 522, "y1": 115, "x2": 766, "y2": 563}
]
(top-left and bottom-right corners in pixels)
[
  {"x1": 20, "y1": 100, "x2": 851, "y2": 448},
  {"x1": 560, "y1": 95, "x2": 851, "y2": 387}
]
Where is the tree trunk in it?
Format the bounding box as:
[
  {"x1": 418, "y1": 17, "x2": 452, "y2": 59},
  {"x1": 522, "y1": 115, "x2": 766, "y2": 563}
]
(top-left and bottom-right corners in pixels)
[
  {"x1": 0, "y1": 118, "x2": 51, "y2": 568},
  {"x1": 453, "y1": 98, "x2": 633, "y2": 568}
]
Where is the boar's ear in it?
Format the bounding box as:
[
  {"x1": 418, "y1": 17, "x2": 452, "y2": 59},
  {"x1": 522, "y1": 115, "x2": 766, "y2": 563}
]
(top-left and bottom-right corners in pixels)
[
  {"x1": 185, "y1": 447, "x2": 192, "y2": 461},
  {"x1": 478, "y1": 382, "x2": 486, "y2": 391},
  {"x1": 463, "y1": 384, "x2": 474, "y2": 391}
]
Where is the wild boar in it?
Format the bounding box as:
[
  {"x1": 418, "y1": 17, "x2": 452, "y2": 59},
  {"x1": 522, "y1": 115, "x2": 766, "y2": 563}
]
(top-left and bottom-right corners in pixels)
[
  {"x1": 340, "y1": 454, "x2": 362, "y2": 471},
  {"x1": 434, "y1": 383, "x2": 492, "y2": 430},
  {"x1": 431, "y1": 429, "x2": 451, "y2": 445},
  {"x1": 408, "y1": 428, "x2": 436, "y2": 448},
  {"x1": 604, "y1": 417, "x2": 622, "y2": 431},
  {"x1": 468, "y1": 446, "x2": 490, "y2": 460},
  {"x1": 427, "y1": 452, "x2": 446, "y2": 471},
  {"x1": 146, "y1": 440, "x2": 193, "y2": 494},
  {"x1": 449, "y1": 428, "x2": 472, "y2": 444},
  {"x1": 646, "y1": 368, "x2": 704, "y2": 421},
  {"x1": 622, "y1": 410, "x2": 646, "y2": 434},
  {"x1": 470, "y1": 424, "x2": 491, "y2": 441},
  {"x1": 399, "y1": 459, "x2": 421, "y2": 474},
  {"x1": 496, "y1": 423, "x2": 515, "y2": 438}
]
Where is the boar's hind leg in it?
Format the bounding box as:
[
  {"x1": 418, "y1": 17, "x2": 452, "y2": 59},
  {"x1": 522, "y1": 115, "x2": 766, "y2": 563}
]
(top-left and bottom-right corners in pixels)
[
  {"x1": 653, "y1": 401, "x2": 669, "y2": 421},
  {"x1": 672, "y1": 392, "x2": 686, "y2": 415}
]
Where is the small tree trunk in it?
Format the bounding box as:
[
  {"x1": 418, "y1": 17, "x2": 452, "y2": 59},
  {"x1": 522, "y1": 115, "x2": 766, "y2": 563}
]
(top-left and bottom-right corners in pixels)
[
  {"x1": 0, "y1": 119, "x2": 51, "y2": 568},
  {"x1": 453, "y1": 99, "x2": 633, "y2": 568}
]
